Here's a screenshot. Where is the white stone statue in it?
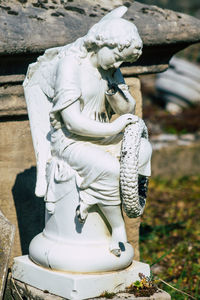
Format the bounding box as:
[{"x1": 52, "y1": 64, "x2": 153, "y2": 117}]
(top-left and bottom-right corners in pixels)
[{"x1": 23, "y1": 6, "x2": 152, "y2": 273}]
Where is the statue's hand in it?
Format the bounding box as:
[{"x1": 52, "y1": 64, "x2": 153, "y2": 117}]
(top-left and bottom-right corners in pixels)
[
  {"x1": 111, "y1": 114, "x2": 139, "y2": 134},
  {"x1": 106, "y1": 68, "x2": 116, "y2": 79},
  {"x1": 46, "y1": 202, "x2": 55, "y2": 214}
]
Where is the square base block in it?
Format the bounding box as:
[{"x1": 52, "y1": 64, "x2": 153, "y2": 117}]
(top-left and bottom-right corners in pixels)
[{"x1": 12, "y1": 255, "x2": 150, "y2": 300}]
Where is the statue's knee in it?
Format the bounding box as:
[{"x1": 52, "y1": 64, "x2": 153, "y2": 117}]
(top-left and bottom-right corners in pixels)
[
  {"x1": 139, "y1": 138, "x2": 152, "y2": 166},
  {"x1": 138, "y1": 138, "x2": 152, "y2": 176}
]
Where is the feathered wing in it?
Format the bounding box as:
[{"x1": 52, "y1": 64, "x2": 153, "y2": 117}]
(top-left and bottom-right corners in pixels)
[
  {"x1": 23, "y1": 47, "x2": 61, "y2": 197},
  {"x1": 24, "y1": 85, "x2": 52, "y2": 197},
  {"x1": 99, "y1": 5, "x2": 127, "y2": 22}
]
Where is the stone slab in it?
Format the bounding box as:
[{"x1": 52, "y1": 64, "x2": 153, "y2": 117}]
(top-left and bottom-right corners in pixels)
[
  {"x1": 12, "y1": 256, "x2": 150, "y2": 300},
  {"x1": 0, "y1": 210, "x2": 15, "y2": 299},
  {"x1": 0, "y1": 1, "x2": 199, "y2": 79},
  {"x1": 0, "y1": 0, "x2": 200, "y2": 56},
  {"x1": 9, "y1": 277, "x2": 171, "y2": 300},
  {"x1": 96, "y1": 290, "x2": 171, "y2": 299},
  {"x1": 151, "y1": 140, "x2": 200, "y2": 177}
]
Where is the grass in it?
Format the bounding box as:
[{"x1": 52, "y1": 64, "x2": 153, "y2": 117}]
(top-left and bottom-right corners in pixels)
[
  {"x1": 140, "y1": 176, "x2": 200, "y2": 299},
  {"x1": 126, "y1": 273, "x2": 158, "y2": 297},
  {"x1": 100, "y1": 291, "x2": 116, "y2": 299}
]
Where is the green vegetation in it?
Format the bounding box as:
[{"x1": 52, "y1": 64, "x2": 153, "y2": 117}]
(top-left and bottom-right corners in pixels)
[
  {"x1": 140, "y1": 176, "x2": 200, "y2": 299},
  {"x1": 100, "y1": 291, "x2": 116, "y2": 299},
  {"x1": 126, "y1": 273, "x2": 158, "y2": 297}
]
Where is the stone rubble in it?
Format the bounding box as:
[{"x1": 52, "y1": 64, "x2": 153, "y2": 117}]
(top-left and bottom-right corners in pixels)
[{"x1": 150, "y1": 133, "x2": 199, "y2": 150}]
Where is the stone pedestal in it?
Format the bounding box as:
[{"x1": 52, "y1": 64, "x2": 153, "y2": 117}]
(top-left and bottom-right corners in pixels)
[{"x1": 12, "y1": 256, "x2": 150, "y2": 300}]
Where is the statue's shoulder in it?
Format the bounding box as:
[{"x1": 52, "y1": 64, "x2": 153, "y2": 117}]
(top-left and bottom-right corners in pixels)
[
  {"x1": 24, "y1": 51, "x2": 81, "y2": 99},
  {"x1": 24, "y1": 37, "x2": 85, "y2": 88},
  {"x1": 57, "y1": 53, "x2": 81, "y2": 70},
  {"x1": 54, "y1": 52, "x2": 83, "y2": 86}
]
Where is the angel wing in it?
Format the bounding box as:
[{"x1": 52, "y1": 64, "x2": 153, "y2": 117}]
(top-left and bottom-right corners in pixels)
[
  {"x1": 99, "y1": 5, "x2": 127, "y2": 22},
  {"x1": 23, "y1": 47, "x2": 61, "y2": 197}
]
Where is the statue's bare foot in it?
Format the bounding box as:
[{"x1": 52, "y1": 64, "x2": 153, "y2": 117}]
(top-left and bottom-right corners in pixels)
[
  {"x1": 110, "y1": 248, "x2": 121, "y2": 257},
  {"x1": 76, "y1": 204, "x2": 88, "y2": 224},
  {"x1": 76, "y1": 205, "x2": 85, "y2": 223},
  {"x1": 109, "y1": 242, "x2": 121, "y2": 257}
]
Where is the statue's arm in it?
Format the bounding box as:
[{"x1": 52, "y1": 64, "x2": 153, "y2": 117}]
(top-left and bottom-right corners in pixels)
[
  {"x1": 106, "y1": 68, "x2": 136, "y2": 115},
  {"x1": 55, "y1": 56, "x2": 137, "y2": 137},
  {"x1": 61, "y1": 100, "x2": 137, "y2": 138}
]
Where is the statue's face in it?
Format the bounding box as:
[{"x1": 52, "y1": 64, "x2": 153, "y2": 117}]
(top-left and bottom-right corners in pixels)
[{"x1": 96, "y1": 44, "x2": 142, "y2": 70}]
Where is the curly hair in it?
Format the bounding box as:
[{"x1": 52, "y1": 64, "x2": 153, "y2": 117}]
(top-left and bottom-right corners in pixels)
[{"x1": 84, "y1": 18, "x2": 142, "y2": 52}]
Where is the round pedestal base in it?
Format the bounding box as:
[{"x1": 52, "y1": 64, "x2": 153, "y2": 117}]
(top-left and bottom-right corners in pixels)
[{"x1": 29, "y1": 232, "x2": 134, "y2": 273}]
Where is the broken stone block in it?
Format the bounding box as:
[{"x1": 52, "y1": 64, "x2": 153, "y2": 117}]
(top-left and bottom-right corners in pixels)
[{"x1": 0, "y1": 210, "x2": 15, "y2": 299}]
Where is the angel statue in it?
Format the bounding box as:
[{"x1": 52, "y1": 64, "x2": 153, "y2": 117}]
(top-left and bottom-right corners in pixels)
[{"x1": 24, "y1": 6, "x2": 152, "y2": 273}]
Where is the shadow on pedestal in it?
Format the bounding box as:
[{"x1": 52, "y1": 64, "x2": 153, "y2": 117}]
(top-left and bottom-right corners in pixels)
[{"x1": 12, "y1": 166, "x2": 45, "y2": 254}]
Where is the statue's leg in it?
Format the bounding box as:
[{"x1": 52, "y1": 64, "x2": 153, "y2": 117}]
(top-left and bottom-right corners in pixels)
[
  {"x1": 62, "y1": 142, "x2": 121, "y2": 216},
  {"x1": 138, "y1": 137, "x2": 152, "y2": 176},
  {"x1": 76, "y1": 201, "x2": 92, "y2": 224},
  {"x1": 98, "y1": 204, "x2": 127, "y2": 257}
]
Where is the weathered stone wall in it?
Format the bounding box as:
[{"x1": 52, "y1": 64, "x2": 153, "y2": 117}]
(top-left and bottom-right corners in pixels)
[
  {"x1": 137, "y1": 0, "x2": 200, "y2": 18},
  {"x1": 0, "y1": 118, "x2": 45, "y2": 260}
]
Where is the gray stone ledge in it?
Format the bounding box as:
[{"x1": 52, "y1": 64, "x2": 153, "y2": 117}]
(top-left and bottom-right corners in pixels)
[
  {"x1": 151, "y1": 139, "x2": 200, "y2": 177},
  {"x1": 0, "y1": 1, "x2": 200, "y2": 55},
  {"x1": 0, "y1": 0, "x2": 200, "y2": 76},
  {"x1": 8, "y1": 277, "x2": 171, "y2": 300}
]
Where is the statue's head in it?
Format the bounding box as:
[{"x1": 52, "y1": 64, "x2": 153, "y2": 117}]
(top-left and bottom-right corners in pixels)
[{"x1": 83, "y1": 7, "x2": 142, "y2": 70}]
